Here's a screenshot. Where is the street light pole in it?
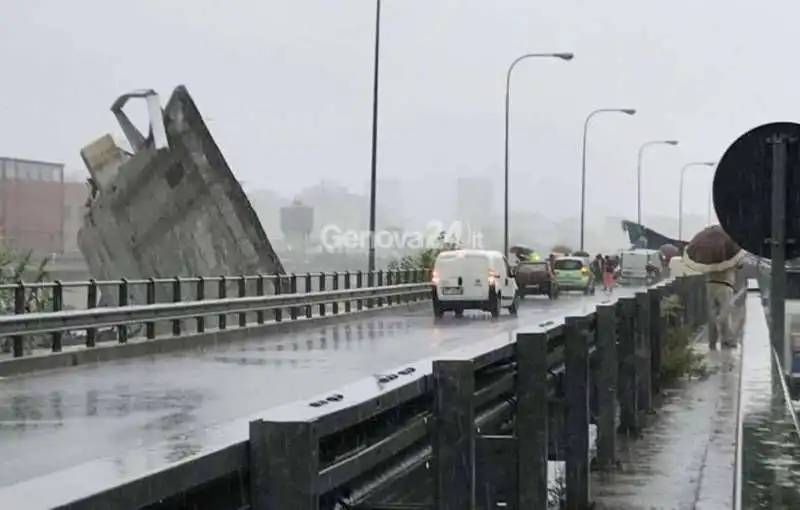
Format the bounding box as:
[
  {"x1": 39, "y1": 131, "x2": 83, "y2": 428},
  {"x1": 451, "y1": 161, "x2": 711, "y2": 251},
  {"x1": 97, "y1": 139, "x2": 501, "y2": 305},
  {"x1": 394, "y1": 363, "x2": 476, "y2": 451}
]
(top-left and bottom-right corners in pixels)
[
  {"x1": 503, "y1": 51, "x2": 574, "y2": 257},
  {"x1": 636, "y1": 139, "x2": 679, "y2": 225},
  {"x1": 367, "y1": 0, "x2": 382, "y2": 273},
  {"x1": 677, "y1": 161, "x2": 716, "y2": 240},
  {"x1": 579, "y1": 107, "x2": 636, "y2": 251}
]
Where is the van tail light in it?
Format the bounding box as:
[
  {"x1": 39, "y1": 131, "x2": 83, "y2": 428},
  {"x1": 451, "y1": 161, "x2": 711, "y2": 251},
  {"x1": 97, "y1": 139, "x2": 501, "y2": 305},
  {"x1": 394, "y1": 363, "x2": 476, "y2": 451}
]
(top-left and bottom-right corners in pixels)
[
  {"x1": 488, "y1": 270, "x2": 500, "y2": 285},
  {"x1": 431, "y1": 270, "x2": 439, "y2": 285}
]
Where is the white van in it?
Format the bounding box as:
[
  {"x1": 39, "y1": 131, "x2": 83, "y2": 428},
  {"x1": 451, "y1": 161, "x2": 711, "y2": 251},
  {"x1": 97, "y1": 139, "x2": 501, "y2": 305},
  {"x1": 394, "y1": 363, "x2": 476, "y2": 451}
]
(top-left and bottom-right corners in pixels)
[
  {"x1": 431, "y1": 249, "x2": 519, "y2": 318},
  {"x1": 617, "y1": 248, "x2": 662, "y2": 285}
]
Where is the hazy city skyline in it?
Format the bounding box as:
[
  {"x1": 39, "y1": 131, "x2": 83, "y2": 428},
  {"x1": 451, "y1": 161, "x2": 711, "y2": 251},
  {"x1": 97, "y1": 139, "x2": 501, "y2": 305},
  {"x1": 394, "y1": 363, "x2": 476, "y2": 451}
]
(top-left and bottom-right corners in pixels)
[{"x1": 3, "y1": 0, "x2": 789, "y2": 227}]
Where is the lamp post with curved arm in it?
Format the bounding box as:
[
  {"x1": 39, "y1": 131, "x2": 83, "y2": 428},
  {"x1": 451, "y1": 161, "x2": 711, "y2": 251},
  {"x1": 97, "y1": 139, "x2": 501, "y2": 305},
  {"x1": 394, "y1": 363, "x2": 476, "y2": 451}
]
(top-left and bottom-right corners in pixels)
[
  {"x1": 503, "y1": 51, "x2": 574, "y2": 257},
  {"x1": 637, "y1": 139, "x2": 679, "y2": 224},
  {"x1": 579, "y1": 108, "x2": 637, "y2": 251},
  {"x1": 678, "y1": 161, "x2": 716, "y2": 240}
]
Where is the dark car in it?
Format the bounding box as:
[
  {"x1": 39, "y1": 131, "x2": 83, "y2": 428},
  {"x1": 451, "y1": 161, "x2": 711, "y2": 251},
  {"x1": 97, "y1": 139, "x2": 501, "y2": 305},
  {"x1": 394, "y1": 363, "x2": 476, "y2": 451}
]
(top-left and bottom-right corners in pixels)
[{"x1": 515, "y1": 261, "x2": 559, "y2": 299}]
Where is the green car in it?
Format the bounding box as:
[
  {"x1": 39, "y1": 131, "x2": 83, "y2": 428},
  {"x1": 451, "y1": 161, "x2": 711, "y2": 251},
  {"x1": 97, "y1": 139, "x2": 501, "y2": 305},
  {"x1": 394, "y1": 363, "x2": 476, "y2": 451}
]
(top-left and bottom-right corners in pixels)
[{"x1": 553, "y1": 256, "x2": 595, "y2": 295}]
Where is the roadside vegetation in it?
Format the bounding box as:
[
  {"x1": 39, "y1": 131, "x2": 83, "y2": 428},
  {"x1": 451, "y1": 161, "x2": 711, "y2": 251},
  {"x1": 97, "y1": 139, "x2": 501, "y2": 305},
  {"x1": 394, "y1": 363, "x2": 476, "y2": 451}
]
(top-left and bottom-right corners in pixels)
[
  {"x1": 660, "y1": 293, "x2": 708, "y2": 381},
  {"x1": 551, "y1": 244, "x2": 573, "y2": 254},
  {"x1": 0, "y1": 247, "x2": 52, "y2": 353},
  {"x1": 387, "y1": 231, "x2": 460, "y2": 271}
]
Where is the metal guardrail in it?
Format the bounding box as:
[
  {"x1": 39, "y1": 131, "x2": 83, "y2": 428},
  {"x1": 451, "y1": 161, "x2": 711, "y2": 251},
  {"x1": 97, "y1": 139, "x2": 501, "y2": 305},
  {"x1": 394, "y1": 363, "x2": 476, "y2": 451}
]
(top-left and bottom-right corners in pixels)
[
  {"x1": 39, "y1": 274, "x2": 707, "y2": 510},
  {"x1": 0, "y1": 269, "x2": 432, "y2": 358},
  {"x1": 0, "y1": 284, "x2": 430, "y2": 337}
]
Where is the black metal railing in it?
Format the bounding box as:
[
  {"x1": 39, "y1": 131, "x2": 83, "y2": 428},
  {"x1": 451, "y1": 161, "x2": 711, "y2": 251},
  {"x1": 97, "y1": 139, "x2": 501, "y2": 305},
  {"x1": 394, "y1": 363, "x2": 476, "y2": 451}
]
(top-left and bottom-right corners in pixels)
[
  {"x1": 32, "y1": 274, "x2": 707, "y2": 510},
  {"x1": 0, "y1": 270, "x2": 432, "y2": 359}
]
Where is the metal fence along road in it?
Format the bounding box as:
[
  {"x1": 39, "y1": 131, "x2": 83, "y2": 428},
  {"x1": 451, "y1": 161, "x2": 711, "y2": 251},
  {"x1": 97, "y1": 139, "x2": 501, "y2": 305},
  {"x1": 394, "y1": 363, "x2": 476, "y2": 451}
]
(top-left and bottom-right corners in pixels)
[
  {"x1": 0, "y1": 274, "x2": 694, "y2": 509},
  {"x1": 0, "y1": 270, "x2": 431, "y2": 361}
]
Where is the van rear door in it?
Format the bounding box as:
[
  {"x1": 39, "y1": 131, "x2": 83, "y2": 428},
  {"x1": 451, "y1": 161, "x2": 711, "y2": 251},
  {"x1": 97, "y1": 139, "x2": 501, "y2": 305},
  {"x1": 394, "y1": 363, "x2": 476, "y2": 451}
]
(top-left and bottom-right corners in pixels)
[{"x1": 435, "y1": 253, "x2": 491, "y2": 300}]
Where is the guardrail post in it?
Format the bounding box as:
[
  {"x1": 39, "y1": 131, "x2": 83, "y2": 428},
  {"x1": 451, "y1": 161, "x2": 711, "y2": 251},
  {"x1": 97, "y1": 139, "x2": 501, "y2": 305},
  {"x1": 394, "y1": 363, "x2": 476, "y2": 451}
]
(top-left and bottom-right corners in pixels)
[
  {"x1": 52, "y1": 280, "x2": 64, "y2": 352},
  {"x1": 396, "y1": 270, "x2": 406, "y2": 304},
  {"x1": 681, "y1": 276, "x2": 693, "y2": 326},
  {"x1": 86, "y1": 278, "x2": 98, "y2": 347},
  {"x1": 12, "y1": 282, "x2": 25, "y2": 357},
  {"x1": 686, "y1": 276, "x2": 697, "y2": 326},
  {"x1": 385, "y1": 270, "x2": 393, "y2": 306},
  {"x1": 376, "y1": 270, "x2": 384, "y2": 307},
  {"x1": 304, "y1": 273, "x2": 313, "y2": 318},
  {"x1": 516, "y1": 331, "x2": 550, "y2": 508},
  {"x1": 595, "y1": 303, "x2": 617, "y2": 470},
  {"x1": 343, "y1": 271, "x2": 351, "y2": 313},
  {"x1": 171, "y1": 277, "x2": 182, "y2": 336},
  {"x1": 698, "y1": 274, "x2": 709, "y2": 325},
  {"x1": 249, "y1": 418, "x2": 319, "y2": 509},
  {"x1": 318, "y1": 273, "x2": 326, "y2": 317},
  {"x1": 648, "y1": 287, "x2": 664, "y2": 396},
  {"x1": 146, "y1": 277, "x2": 156, "y2": 339},
  {"x1": 635, "y1": 291, "x2": 652, "y2": 413},
  {"x1": 331, "y1": 272, "x2": 339, "y2": 314},
  {"x1": 117, "y1": 279, "x2": 128, "y2": 344},
  {"x1": 256, "y1": 274, "x2": 266, "y2": 324},
  {"x1": 673, "y1": 277, "x2": 687, "y2": 326},
  {"x1": 196, "y1": 277, "x2": 206, "y2": 333},
  {"x1": 218, "y1": 277, "x2": 227, "y2": 330},
  {"x1": 564, "y1": 316, "x2": 590, "y2": 510},
  {"x1": 273, "y1": 273, "x2": 283, "y2": 322},
  {"x1": 290, "y1": 274, "x2": 299, "y2": 320},
  {"x1": 432, "y1": 358, "x2": 475, "y2": 509},
  {"x1": 356, "y1": 271, "x2": 364, "y2": 311},
  {"x1": 367, "y1": 270, "x2": 375, "y2": 309},
  {"x1": 238, "y1": 275, "x2": 247, "y2": 327},
  {"x1": 617, "y1": 296, "x2": 639, "y2": 435}
]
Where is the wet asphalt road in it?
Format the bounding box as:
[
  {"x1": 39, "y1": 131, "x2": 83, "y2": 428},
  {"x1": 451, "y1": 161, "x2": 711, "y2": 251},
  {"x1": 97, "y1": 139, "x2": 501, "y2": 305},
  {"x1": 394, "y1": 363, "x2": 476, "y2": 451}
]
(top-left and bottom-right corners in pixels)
[{"x1": 0, "y1": 287, "x2": 642, "y2": 501}]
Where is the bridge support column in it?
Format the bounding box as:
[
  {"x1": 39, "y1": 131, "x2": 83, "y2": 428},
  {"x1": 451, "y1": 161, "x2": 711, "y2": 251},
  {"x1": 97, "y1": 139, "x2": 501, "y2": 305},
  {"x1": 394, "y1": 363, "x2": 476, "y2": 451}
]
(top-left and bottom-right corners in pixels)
[
  {"x1": 595, "y1": 302, "x2": 618, "y2": 470},
  {"x1": 564, "y1": 316, "x2": 590, "y2": 510},
  {"x1": 516, "y1": 331, "x2": 550, "y2": 508},
  {"x1": 617, "y1": 296, "x2": 640, "y2": 434},
  {"x1": 648, "y1": 287, "x2": 664, "y2": 396},
  {"x1": 432, "y1": 359, "x2": 475, "y2": 510},
  {"x1": 635, "y1": 292, "x2": 653, "y2": 413},
  {"x1": 249, "y1": 418, "x2": 318, "y2": 509}
]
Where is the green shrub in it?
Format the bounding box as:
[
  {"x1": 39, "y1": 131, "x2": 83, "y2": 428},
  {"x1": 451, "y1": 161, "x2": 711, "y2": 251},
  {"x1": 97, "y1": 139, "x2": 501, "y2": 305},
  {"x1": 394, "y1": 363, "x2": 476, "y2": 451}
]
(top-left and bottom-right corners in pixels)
[
  {"x1": 387, "y1": 231, "x2": 460, "y2": 271},
  {"x1": 660, "y1": 294, "x2": 707, "y2": 381},
  {"x1": 0, "y1": 247, "x2": 53, "y2": 354}
]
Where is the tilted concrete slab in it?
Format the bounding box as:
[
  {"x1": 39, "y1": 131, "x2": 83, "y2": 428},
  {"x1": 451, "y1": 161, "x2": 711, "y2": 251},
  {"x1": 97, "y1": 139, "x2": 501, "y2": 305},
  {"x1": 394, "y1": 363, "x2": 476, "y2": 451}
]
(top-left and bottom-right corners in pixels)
[{"x1": 77, "y1": 86, "x2": 284, "y2": 306}]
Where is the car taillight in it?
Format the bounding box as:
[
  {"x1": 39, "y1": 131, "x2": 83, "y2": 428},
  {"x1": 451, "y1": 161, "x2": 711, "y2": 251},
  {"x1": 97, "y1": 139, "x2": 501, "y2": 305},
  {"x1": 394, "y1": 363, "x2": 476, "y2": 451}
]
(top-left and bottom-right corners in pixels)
[
  {"x1": 431, "y1": 270, "x2": 439, "y2": 285},
  {"x1": 488, "y1": 270, "x2": 500, "y2": 285}
]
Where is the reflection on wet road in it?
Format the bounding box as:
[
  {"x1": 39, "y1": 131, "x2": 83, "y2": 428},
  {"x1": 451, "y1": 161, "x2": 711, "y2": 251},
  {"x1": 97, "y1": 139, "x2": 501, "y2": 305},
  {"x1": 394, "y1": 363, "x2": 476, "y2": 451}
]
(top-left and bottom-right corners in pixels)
[
  {"x1": 0, "y1": 288, "x2": 640, "y2": 495},
  {"x1": 738, "y1": 295, "x2": 800, "y2": 508}
]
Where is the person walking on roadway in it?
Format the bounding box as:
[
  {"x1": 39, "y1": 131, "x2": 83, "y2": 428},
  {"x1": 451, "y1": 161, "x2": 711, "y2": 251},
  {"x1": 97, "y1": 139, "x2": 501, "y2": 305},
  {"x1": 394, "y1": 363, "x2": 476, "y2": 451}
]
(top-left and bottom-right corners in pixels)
[
  {"x1": 706, "y1": 268, "x2": 736, "y2": 349},
  {"x1": 683, "y1": 225, "x2": 746, "y2": 350}
]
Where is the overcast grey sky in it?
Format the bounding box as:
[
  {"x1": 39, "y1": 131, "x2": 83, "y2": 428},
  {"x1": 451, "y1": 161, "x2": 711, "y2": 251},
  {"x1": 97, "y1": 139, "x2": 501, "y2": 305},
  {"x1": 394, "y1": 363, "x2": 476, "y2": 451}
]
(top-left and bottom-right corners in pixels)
[{"x1": 1, "y1": 0, "x2": 796, "y2": 221}]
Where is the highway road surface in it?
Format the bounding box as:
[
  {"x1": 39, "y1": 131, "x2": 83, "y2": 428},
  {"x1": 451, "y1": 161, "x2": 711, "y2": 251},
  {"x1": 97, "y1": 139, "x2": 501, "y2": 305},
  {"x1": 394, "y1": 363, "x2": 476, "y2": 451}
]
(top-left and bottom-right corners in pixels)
[{"x1": 0, "y1": 287, "x2": 644, "y2": 506}]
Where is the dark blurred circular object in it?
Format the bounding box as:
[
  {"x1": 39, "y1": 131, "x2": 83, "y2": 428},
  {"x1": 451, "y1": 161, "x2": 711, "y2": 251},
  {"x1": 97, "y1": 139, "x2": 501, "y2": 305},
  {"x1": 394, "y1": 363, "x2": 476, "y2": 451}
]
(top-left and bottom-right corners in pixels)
[
  {"x1": 713, "y1": 121, "x2": 800, "y2": 259},
  {"x1": 572, "y1": 250, "x2": 590, "y2": 258}
]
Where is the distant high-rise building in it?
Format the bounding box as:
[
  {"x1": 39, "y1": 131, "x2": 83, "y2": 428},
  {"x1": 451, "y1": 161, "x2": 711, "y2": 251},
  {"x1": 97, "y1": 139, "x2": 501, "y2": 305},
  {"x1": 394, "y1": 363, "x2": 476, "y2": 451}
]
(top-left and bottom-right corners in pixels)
[{"x1": 455, "y1": 177, "x2": 493, "y2": 242}]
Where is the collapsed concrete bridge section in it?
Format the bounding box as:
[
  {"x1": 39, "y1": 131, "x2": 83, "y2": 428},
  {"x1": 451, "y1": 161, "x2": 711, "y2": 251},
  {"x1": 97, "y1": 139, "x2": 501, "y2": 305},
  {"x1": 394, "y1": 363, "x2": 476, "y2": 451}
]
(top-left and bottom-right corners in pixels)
[{"x1": 77, "y1": 86, "x2": 285, "y2": 305}]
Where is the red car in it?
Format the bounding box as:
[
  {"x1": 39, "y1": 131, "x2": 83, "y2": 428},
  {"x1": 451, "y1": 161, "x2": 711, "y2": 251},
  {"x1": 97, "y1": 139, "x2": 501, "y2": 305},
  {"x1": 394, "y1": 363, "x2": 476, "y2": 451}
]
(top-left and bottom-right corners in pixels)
[{"x1": 515, "y1": 260, "x2": 559, "y2": 299}]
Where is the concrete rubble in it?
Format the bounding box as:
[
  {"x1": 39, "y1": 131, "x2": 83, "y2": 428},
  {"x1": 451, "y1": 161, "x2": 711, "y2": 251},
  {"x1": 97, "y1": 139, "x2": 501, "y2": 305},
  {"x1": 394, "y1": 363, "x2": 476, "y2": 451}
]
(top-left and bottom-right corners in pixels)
[{"x1": 77, "y1": 86, "x2": 285, "y2": 307}]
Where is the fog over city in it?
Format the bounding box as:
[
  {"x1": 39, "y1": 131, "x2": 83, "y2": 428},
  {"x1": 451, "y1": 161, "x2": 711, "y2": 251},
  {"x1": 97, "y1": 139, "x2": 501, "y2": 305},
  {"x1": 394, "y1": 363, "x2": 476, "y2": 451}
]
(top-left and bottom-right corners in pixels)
[{"x1": 2, "y1": 0, "x2": 797, "y2": 254}]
